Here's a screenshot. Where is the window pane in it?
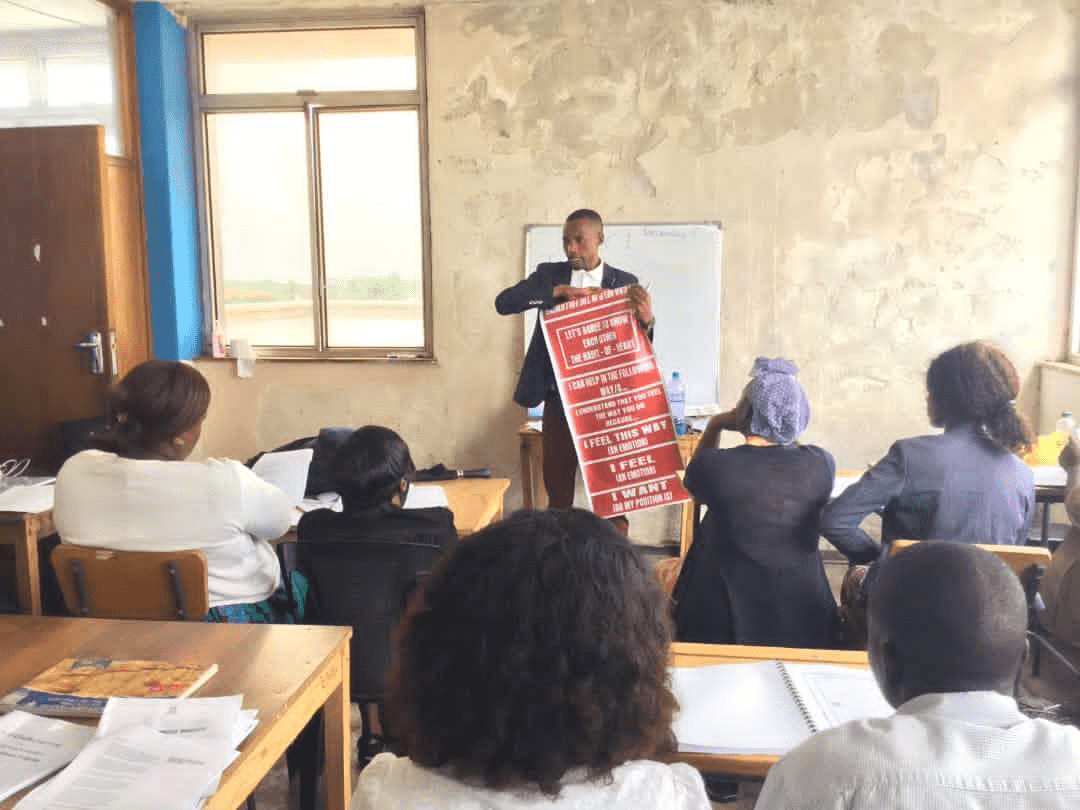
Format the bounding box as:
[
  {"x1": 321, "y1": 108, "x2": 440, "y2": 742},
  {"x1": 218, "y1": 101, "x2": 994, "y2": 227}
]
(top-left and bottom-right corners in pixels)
[
  {"x1": 0, "y1": 1, "x2": 124, "y2": 155},
  {"x1": 206, "y1": 111, "x2": 315, "y2": 347},
  {"x1": 202, "y1": 29, "x2": 416, "y2": 94},
  {"x1": 45, "y1": 57, "x2": 113, "y2": 106},
  {"x1": 319, "y1": 109, "x2": 424, "y2": 349},
  {"x1": 0, "y1": 62, "x2": 30, "y2": 108}
]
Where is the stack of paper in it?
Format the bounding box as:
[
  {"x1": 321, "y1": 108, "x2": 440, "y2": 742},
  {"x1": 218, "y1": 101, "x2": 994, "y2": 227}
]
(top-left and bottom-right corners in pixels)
[
  {"x1": 12, "y1": 696, "x2": 257, "y2": 810},
  {"x1": 0, "y1": 483, "x2": 54, "y2": 514},
  {"x1": 0, "y1": 712, "x2": 95, "y2": 802}
]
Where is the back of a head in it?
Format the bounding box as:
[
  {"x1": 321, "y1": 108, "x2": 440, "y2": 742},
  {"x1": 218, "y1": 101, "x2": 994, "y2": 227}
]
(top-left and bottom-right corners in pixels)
[
  {"x1": 387, "y1": 508, "x2": 675, "y2": 796},
  {"x1": 742, "y1": 356, "x2": 810, "y2": 445},
  {"x1": 925, "y1": 341, "x2": 1033, "y2": 454},
  {"x1": 92, "y1": 360, "x2": 210, "y2": 458},
  {"x1": 868, "y1": 541, "x2": 1027, "y2": 704},
  {"x1": 330, "y1": 425, "x2": 414, "y2": 510}
]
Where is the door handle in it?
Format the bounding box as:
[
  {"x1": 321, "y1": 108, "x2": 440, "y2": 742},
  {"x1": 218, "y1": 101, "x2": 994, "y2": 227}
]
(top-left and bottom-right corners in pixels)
[{"x1": 75, "y1": 331, "x2": 104, "y2": 375}]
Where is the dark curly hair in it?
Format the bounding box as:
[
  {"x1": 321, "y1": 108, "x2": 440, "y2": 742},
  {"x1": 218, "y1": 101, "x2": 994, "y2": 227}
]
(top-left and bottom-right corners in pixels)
[
  {"x1": 91, "y1": 360, "x2": 210, "y2": 458},
  {"x1": 329, "y1": 425, "x2": 415, "y2": 512},
  {"x1": 926, "y1": 341, "x2": 1033, "y2": 455},
  {"x1": 386, "y1": 508, "x2": 676, "y2": 796}
]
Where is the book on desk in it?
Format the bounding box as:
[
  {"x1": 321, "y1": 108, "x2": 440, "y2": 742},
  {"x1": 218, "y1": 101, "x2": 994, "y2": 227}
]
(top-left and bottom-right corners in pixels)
[
  {"x1": 671, "y1": 660, "x2": 893, "y2": 756},
  {"x1": 0, "y1": 658, "x2": 218, "y2": 718}
]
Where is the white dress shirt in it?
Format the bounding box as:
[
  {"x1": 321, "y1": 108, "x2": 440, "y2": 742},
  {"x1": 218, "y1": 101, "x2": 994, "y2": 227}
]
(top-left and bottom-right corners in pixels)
[
  {"x1": 55, "y1": 449, "x2": 293, "y2": 607},
  {"x1": 755, "y1": 690, "x2": 1080, "y2": 810},
  {"x1": 350, "y1": 753, "x2": 710, "y2": 810},
  {"x1": 570, "y1": 260, "x2": 604, "y2": 290}
]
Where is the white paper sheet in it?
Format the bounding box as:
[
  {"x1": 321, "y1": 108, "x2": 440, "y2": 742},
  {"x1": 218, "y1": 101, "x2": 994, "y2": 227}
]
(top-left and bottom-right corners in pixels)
[
  {"x1": 13, "y1": 726, "x2": 233, "y2": 810},
  {"x1": 1029, "y1": 465, "x2": 1067, "y2": 488},
  {"x1": 0, "y1": 711, "x2": 95, "y2": 801},
  {"x1": 0, "y1": 484, "x2": 54, "y2": 514},
  {"x1": 252, "y1": 448, "x2": 313, "y2": 505},
  {"x1": 404, "y1": 484, "x2": 449, "y2": 509},
  {"x1": 96, "y1": 695, "x2": 256, "y2": 748}
]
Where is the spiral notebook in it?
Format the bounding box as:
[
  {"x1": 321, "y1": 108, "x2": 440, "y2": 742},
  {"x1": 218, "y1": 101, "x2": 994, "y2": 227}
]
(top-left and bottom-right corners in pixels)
[{"x1": 670, "y1": 660, "x2": 894, "y2": 756}]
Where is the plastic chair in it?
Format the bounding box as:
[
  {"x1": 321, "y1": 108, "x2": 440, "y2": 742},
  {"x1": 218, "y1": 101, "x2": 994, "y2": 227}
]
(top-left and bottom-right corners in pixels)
[{"x1": 51, "y1": 545, "x2": 209, "y2": 621}]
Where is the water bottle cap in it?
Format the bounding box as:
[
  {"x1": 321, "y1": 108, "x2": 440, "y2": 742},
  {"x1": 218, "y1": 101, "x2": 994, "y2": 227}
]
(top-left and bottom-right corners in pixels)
[
  {"x1": 1064, "y1": 411, "x2": 1074, "y2": 417},
  {"x1": 672, "y1": 371, "x2": 680, "y2": 380}
]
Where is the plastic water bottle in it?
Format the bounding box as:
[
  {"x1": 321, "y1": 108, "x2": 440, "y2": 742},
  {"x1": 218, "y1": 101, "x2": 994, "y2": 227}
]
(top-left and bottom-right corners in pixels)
[
  {"x1": 668, "y1": 372, "x2": 687, "y2": 436},
  {"x1": 1057, "y1": 411, "x2": 1075, "y2": 435}
]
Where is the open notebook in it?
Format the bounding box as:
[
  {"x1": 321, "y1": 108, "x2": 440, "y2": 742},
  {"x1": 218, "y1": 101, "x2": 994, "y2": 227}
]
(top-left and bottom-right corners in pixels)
[{"x1": 671, "y1": 660, "x2": 894, "y2": 756}]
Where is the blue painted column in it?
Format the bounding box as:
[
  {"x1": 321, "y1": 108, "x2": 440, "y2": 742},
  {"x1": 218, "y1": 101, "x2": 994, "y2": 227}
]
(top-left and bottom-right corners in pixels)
[{"x1": 133, "y1": 2, "x2": 201, "y2": 360}]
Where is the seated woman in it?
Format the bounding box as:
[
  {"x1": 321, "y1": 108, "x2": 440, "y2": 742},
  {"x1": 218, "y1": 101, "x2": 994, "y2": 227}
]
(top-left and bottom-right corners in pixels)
[
  {"x1": 296, "y1": 425, "x2": 458, "y2": 763},
  {"x1": 53, "y1": 359, "x2": 301, "y2": 622},
  {"x1": 296, "y1": 425, "x2": 456, "y2": 552},
  {"x1": 672, "y1": 357, "x2": 839, "y2": 648},
  {"x1": 352, "y1": 508, "x2": 710, "y2": 810},
  {"x1": 822, "y1": 340, "x2": 1035, "y2": 563}
]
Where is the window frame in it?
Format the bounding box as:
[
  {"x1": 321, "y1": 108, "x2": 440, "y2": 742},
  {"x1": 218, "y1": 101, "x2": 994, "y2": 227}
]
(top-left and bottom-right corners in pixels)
[
  {"x1": 189, "y1": 13, "x2": 434, "y2": 360},
  {"x1": 1069, "y1": 144, "x2": 1080, "y2": 362}
]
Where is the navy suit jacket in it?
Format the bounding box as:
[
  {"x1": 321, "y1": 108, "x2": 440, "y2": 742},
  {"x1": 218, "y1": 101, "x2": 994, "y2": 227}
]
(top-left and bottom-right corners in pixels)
[{"x1": 495, "y1": 261, "x2": 641, "y2": 408}]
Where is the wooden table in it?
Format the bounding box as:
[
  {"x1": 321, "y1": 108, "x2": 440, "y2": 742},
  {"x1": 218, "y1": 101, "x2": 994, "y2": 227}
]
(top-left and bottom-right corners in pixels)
[
  {"x1": 426, "y1": 477, "x2": 511, "y2": 536},
  {"x1": 0, "y1": 615, "x2": 352, "y2": 810},
  {"x1": 668, "y1": 641, "x2": 870, "y2": 778},
  {"x1": 0, "y1": 509, "x2": 53, "y2": 615},
  {"x1": 517, "y1": 425, "x2": 698, "y2": 544}
]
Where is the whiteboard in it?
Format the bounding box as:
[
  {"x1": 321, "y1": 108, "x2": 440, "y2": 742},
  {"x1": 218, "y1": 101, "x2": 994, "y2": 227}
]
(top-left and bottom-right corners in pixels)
[{"x1": 524, "y1": 222, "x2": 723, "y2": 411}]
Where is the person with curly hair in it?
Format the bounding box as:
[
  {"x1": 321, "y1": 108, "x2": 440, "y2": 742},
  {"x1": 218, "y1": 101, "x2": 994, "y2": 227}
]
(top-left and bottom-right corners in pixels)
[
  {"x1": 823, "y1": 340, "x2": 1035, "y2": 562},
  {"x1": 351, "y1": 508, "x2": 710, "y2": 810}
]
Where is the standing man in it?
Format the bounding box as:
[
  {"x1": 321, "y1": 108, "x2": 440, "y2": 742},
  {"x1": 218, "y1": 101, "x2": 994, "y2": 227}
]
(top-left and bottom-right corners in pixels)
[{"x1": 496, "y1": 209, "x2": 653, "y2": 509}]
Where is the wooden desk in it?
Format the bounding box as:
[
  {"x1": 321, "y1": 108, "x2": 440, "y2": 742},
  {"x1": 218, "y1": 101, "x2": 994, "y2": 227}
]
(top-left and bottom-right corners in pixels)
[
  {"x1": 0, "y1": 509, "x2": 53, "y2": 615},
  {"x1": 517, "y1": 425, "x2": 698, "y2": 544},
  {"x1": 0, "y1": 615, "x2": 352, "y2": 810},
  {"x1": 425, "y1": 477, "x2": 511, "y2": 536},
  {"x1": 668, "y1": 641, "x2": 870, "y2": 778},
  {"x1": 889, "y1": 538, "x2": 1052, "y2": 578}
]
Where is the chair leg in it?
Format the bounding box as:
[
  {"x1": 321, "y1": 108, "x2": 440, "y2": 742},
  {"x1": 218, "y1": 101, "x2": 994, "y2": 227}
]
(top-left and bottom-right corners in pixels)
[{"x1": 246, "y1": 796, "x2": 256, "y2": 810}]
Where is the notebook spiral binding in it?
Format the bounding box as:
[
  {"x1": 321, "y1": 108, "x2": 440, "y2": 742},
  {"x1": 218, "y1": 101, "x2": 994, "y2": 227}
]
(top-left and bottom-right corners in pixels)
[{"x1": 776, "y1": 661, "x2": 818, "y2": 733}]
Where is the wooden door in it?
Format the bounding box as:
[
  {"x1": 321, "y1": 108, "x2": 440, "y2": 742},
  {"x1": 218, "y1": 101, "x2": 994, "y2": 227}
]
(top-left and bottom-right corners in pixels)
[{"x1": 0, "y1": 125, "x2": 144, "y2": 471}]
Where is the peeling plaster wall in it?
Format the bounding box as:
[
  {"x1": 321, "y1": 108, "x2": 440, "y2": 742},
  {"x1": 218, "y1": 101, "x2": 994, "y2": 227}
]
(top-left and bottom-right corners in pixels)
[{"x1": 194, "y1": 0, "x2": 1080, "y2": 515}]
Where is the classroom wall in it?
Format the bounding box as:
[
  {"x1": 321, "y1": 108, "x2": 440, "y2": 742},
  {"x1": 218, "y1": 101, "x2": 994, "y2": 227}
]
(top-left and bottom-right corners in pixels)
[{"x1": 193, "y1": 0, "x2": 1080, "y2": 508}]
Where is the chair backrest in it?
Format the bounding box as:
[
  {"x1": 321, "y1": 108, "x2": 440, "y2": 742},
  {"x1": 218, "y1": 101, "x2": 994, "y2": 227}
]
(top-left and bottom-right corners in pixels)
[
  {"x1": 297, "y1": 538, "x2": 442, "y2": 702},
  {"x1": 51, "y1": 545, "x2": 210, "y2": 621},
  {"x1": 888, "y1": 539, "x2": 1051, "y2": 580}
]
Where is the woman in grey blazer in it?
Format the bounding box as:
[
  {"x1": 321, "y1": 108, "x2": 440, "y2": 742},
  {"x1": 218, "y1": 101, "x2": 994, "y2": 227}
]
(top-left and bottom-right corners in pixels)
[{"x1": 823, "y1": 341, "x2": 1036, "y2": 563}]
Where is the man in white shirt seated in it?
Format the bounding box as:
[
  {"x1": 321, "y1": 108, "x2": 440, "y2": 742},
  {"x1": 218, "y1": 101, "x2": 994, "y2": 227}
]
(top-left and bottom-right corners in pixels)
[{"x1": 755, "y1": 540, "x2": 1080, "y2": 810}]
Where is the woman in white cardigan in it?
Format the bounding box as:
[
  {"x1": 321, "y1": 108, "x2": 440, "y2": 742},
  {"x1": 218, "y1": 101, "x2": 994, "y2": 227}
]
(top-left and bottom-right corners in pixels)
[{"x1": 54, "y1": 360, "x2": 299, "y2": 620}]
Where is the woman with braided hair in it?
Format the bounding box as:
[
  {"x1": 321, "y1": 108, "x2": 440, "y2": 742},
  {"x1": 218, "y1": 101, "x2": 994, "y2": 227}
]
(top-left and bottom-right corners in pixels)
[{"x1": 822, "y1": 341, "x2": 1036, "y2": 563}]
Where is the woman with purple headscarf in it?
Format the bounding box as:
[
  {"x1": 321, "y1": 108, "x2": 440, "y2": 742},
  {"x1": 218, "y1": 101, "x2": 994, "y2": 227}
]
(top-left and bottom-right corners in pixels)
[{"x1": 672, "y1": 357, "x2": 841, "y2": 648}]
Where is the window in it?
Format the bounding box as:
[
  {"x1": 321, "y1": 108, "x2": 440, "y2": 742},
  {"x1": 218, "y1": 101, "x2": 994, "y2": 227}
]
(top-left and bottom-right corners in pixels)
[
  {"x1": 193, "y1": 18, "x2": 432, "y2": 358},
  {"x1": 0, "y1": 0, "x2": 125, "y2": 155}
]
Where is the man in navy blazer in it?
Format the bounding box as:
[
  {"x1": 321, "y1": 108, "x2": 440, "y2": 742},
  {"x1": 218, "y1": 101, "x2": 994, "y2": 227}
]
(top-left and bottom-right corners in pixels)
[{"x1": 495, "y1": 209, "x2": 654, "y2": 509}]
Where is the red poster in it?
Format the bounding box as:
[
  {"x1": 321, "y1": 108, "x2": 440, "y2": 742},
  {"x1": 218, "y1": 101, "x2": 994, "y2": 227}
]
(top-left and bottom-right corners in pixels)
[{"x1": 541, "y1": 288, "x2": 691, "y2": 518}]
